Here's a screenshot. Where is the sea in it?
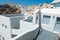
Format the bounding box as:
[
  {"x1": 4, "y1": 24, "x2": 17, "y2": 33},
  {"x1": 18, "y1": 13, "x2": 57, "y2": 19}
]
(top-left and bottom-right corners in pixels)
[{"x1": 0, "y1": 0, "x2": 53, "y2": 6}]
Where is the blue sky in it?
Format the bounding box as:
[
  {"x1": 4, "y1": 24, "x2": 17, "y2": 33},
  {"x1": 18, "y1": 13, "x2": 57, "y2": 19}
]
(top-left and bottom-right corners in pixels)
[{"x1": 0, "y1": 0, "x2": 54, "y2": 6}]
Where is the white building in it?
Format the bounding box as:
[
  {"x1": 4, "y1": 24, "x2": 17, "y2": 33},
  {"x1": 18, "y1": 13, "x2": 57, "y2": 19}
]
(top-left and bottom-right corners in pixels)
[
  {"x1": 0, "y1": 9, "x2": 40, "y2": 40},
  {"x1": 35, "y1": 1, "x2": 60, "y2": 40}
]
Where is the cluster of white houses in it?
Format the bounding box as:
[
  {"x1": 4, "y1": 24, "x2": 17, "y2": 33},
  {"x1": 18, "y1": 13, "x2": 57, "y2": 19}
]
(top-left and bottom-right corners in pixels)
[
  {"x1": 0, "y1": 0, "x2": 60, "y2": 40},
  {"x1": 0, "y1": 9, "x2": 40, "y2": 40}
]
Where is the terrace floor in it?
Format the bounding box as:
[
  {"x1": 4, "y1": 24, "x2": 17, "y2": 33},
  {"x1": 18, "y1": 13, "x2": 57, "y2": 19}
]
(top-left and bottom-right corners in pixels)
[{"x1": 36, "y1": 29, "x2": 57, "y2": 40}]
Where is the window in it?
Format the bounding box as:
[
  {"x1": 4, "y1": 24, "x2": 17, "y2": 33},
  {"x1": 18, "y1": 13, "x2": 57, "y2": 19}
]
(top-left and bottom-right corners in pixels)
[
  {"x1": 55, "y1": 17, "x2": 60, "y2": 32},
  {"x1": 5, "y1": 25, "x2": 7, "y2": 29},
  {"x1": 3, "y1": 37, "x2": 4, "y2": 40},
  {"x1": 2, "y1": 24, "x2": 4, "y2": 27},
  {"x1": 0, "y1": 35, "x2": 4, "y2": 40},
  {"x1": 42, "y1": 15, "x2": 51, "y2": 24},
  {"x1": 2, "y1": 24, "x2": 7, "y2": 29}
]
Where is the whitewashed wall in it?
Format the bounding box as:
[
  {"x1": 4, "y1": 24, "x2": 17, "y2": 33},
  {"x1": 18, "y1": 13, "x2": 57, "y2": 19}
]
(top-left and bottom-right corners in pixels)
[{"x1": 0, "y1": 15, "x2": 11, "y2": 40}]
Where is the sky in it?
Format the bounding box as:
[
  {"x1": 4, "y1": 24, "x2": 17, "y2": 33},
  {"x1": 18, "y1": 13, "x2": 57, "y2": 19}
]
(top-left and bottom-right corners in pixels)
[{"x1": 0, "y1": 0, "x2": 54, "y2": 6}]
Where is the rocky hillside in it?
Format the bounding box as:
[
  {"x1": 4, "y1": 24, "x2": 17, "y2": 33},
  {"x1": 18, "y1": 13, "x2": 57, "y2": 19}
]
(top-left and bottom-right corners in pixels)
[{"x1": 0, "y1": 4, "x2": 22, "y2": 15}]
